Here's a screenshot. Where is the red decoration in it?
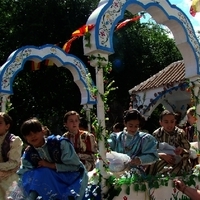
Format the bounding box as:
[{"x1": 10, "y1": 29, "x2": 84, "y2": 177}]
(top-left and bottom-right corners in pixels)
[
  {"x1": 63, "y1": 24, "x2": 95, "y2": 53},
  {"x1": 190, "y1": 5, "x2": 196, "y2": 16},
  {"x1": 115, "y1": 15, "x2": 142, "y2": 31},
  {"x1": 72, "y1": 24, "x2": 95, "y2": 37},
  {"x1": 31, "y1": 61, "x2": 40, "y2": 71},
  {"x1": 45, "y1": 59, "x2": 54, "y2": 66},
  {"x1": 63, "y1": 37, "x2": 78, "y2": 53}
]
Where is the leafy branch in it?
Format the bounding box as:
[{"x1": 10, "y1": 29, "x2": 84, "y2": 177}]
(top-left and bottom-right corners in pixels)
[{"x1": 6, "y1": 97, "x2": 14, "y2": 113}]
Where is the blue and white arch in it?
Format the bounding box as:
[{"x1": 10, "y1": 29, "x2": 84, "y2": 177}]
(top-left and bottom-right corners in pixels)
[
  {"x1": 84, "y1": 0, "x2": 200, "y2": 77},
  {"x1": 0, "y1": 44, "x2": 96, "y2": 107}
]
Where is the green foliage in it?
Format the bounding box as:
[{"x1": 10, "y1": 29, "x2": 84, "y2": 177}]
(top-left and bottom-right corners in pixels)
[
  {"x1": 10, "y1": 63, "x2": 82, "y2": 135},
  {"x1": 89, "y1": 168, "x2": 198, "y2": 200},
  {"x1": 0, "y1": 0, "x2": 99, "y2": 136},
  {"x1": 0, "y1": 0, "x2": 99, "y2": 65}
]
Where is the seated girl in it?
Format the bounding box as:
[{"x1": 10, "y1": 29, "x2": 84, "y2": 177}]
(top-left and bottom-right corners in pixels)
[
  {"x1": 108, "y1": 109, "x2": 159, "y2": 173},
  {"x1": 16, "y1": 118, "x2": 88, "y2": 200}
]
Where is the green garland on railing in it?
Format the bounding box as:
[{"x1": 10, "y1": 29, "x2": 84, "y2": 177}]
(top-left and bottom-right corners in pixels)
[
  {"x1": 6, "y1": 96, "x2": 14, "y2": 113},
  {"x1": 87, "y1": 167, "x2": 199, "y2": 199},
  {"x1": 84, "y1": 54, "x2": 117, "y2": 144},
  {"x1": 185, "y1": 78, "x2": 200, "y2": 141},
  {"x1": 84, "y1": 32, "x2": 92, "y2": 48},
  {"x1": 81, "y1": 54, "x2": 118, "y2": 176}
]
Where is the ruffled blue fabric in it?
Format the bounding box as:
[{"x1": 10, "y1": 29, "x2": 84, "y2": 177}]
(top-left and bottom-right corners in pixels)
[{"x1": 22, "y1": 167, "x2": 81, "y2": 200}]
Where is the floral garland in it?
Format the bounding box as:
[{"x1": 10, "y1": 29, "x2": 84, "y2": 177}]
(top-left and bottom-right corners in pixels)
[
  {"x1": 185, "y1": 78, "x2": 200, "y2": 142},
  {"x1": 81, "y1": 53, "x2": 118, "y2": 171},
  {"x1": 84, "y1": 31, "x2": 92, "y2": 48},
  {"x1": 81, "y1": 54, "x2": 118, "y2": 198}
]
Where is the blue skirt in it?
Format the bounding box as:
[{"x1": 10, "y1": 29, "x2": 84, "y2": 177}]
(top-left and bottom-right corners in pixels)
[{"x1": 22, "y1": 167, "x2": 82, "y2": 200}]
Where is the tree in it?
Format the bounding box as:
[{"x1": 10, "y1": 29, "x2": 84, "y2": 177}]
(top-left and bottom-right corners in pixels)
[{"x1": 0, "y1": 0, "x2": 99, "y2": 64}]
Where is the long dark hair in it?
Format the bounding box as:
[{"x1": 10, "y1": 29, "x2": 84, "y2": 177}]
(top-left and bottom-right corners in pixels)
[
  {"x1": 123, "y1": 109, "x2": 145, "y2": 128},
  {"x1": 20, "y1": 118, "x2": 43, "y2": 136}
]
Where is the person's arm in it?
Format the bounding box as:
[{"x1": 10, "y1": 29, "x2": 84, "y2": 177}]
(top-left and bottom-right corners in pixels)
[
  {"x1": 131, "y1": 134, "x2": 159, "y2": 165},
  {"x1": 0, "y1": 136, "x2": 23, "y2": 171},
  {"x1": 174, "y1": 179, "x2": 200, "y2": 200},
  {"x1": 107, "y1": 132, "x2": 118, "y2": 151},
  {"x1": 37, "y1": 160, "x2": 56, "y2": 169},
  {"x1": 182, "y1": 185, "x2": 200, "y2": 200},
  {"x1": 158, "y1": 152, "x2": 176, "y2": 165},
  {"x1": 55, "y1": 140, "x2": 83, "y2": 172},
  {"x1": 17, "y1": 153, "x2": 35, "y2": 176},
  {"x1": 86, "y1": 133, "x2": 98, "y2": 153},
  {"x1": 79, "y1": 132, "x2": 98, "y2": 155},
  {"x1": 177, "y1": 129, "x2": 190, "y2": 157},
  {"x1": 77, "y1": 133, "x2": 98, "y2": 165}
]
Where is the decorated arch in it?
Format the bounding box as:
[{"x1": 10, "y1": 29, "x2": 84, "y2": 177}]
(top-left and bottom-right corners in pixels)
[
  {"x1": 0, "y1": 44, "x2": 96, "y2": 111},
  {"x1": 84, "y1": 0, "x2": 200, "y2": 76}
]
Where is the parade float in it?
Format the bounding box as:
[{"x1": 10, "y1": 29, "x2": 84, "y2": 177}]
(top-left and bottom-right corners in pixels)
[
  {"x1": 82, "y1": 0, "x2": 200, "y2": 199},
  {"x1": 0, "y1": 0, "x2": 200, "y2": 199}
]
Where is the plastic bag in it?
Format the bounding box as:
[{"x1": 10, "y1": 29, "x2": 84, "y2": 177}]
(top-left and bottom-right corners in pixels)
[
  {"x1": 190, "y1": 142, "x2": 198, "y2": 159},
  {"x1": 158, "y1": 142, "x2": 182, "y2": 164},
  {"x1": 190, "y1": 148, "x2": 197, "y2": 159},
  {"x1": 106, "y1": 151, "x2": 130, "y2": 172}
]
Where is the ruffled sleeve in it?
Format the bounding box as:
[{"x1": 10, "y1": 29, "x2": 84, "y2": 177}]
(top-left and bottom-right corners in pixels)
[
  {"x1": 55, "y1": 140, "x2": 83, "y2": 172},
  {"x1": 137, "y1": 134, "x2": 159, "y2": 165},
  {"x1": 108, "y1": 132, "x2": 120, "y2": 151}
]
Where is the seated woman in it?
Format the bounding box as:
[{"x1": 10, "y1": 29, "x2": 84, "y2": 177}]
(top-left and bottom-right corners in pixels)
[
  {"x1": 16, "y1": 118, "x2": 88, "y2": 200},
  {"x1": 108, "y1": 109, "x2": 159, "y2": 174}
]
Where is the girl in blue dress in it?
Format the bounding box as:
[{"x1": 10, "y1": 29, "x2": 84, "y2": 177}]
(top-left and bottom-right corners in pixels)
[
  {"x1": 17, "y1": 118, "x2": 88, "y2": 200},
  {"x1": 108, "y1": 109, "x2": 159, "y2": 173}
]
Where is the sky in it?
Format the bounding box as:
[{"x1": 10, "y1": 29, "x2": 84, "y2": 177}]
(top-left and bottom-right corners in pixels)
[
  {"x1": 143, "y1": 0, "x2": 200, "y2": 37},
  {"x1": 169, "y1": 0, "x2": 200, "y2": 31}
]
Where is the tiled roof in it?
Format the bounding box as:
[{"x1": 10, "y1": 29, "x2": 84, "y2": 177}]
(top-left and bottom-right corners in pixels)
[{"x1": 129, "y1": 60, "x2": 185, "y2": 93}]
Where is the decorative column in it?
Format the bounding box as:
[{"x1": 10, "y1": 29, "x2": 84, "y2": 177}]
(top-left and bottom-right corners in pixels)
[
  {"x1": 1, "y1": 95, "x2": 9, "y2": 112},
  {"x1": 89, "y1": 53, "x2": 110, "y2": 198},
  {"x1": 83, "y1": 104, "x2": 93, "y2": 132}
]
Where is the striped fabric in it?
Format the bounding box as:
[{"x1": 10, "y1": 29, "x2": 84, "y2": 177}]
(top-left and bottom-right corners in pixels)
[
  {"x1": 63, "y1": 130, "x2": 98, "y2": 171},
  {"x1": 147, "y1": 127, "x2": 192, "y2": 176}
]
